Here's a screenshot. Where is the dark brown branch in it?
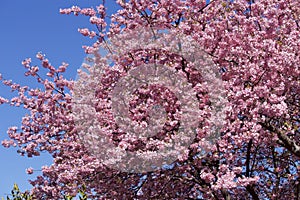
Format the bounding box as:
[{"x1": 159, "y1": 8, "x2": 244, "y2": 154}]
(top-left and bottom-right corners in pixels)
[
  {"x1": 246, "y1": 185, "x2": 259, "y2": 200},
  {"x1": 260, "y1": 122, "x2": 300, "y2": 158},
  {"x1": 246, "y1": 139, "x2": 252, "y2": 177},
  {"x1": 221, "y1": 189, "x2": 231, "y2": 200},
  {"x1": 244, "y1": 139, "x2": 259, "y2": 200}
]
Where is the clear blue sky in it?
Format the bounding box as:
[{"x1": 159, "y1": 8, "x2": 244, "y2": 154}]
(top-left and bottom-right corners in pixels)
[{"x1": 0, "y1": 0, "x2": 119, "y2": 197}]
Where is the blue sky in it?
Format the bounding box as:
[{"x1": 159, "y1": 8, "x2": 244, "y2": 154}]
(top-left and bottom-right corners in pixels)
[{"x1": 0, "y1": 0, "x2": 119, "y2": 197}]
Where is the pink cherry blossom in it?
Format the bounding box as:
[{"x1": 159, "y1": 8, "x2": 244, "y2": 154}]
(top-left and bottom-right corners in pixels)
[
  {"x1": 26, "y1": 167, "x2": 34, "y2": 174},
  {"x1": 0, "y1": 0, "x2": 299, "y2": 199}
]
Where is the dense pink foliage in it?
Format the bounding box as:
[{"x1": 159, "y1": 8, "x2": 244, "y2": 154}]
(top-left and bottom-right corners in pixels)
[{"x1": 1, "y1": 0, "x2": 300, "y2": 199}]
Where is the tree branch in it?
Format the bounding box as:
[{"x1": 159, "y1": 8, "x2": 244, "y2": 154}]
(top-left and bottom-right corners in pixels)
[{"x1": 260, "y1": 122, "x2": 300, "y2": 158}]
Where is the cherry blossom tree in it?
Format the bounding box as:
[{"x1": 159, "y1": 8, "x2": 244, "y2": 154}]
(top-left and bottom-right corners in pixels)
[{"x1": 1, "y1": 0, "x2": 299, "y2": 199}]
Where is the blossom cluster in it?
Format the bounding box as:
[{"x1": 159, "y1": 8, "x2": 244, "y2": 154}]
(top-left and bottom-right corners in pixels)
[{"x1": 1, "y1": 0, "x2": 299, "y2": 199}]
